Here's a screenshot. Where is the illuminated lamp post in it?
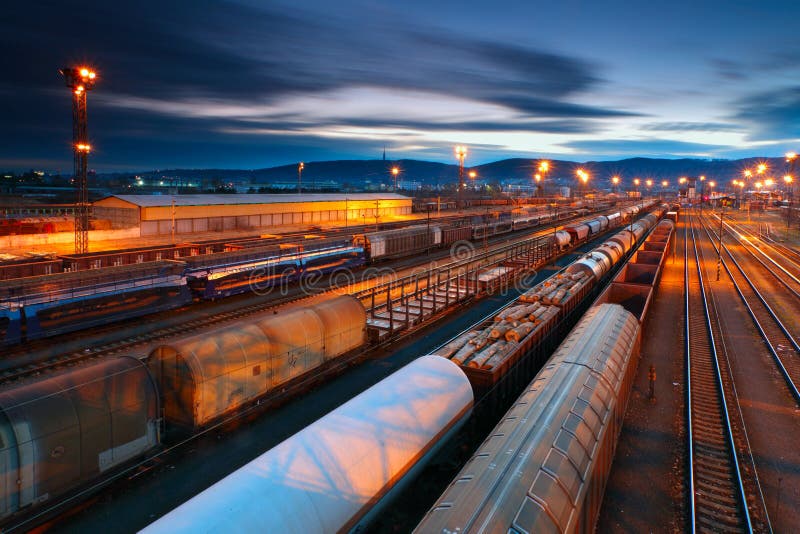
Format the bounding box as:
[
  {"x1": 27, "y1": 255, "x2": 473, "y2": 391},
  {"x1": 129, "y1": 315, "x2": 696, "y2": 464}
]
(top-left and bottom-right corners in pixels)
[
  {"x1": 786, "y1": 152, "x2": 798, "y2": 229},
  {"x1": 576, "y1": 168, "x2": 589, "y2": 202},
  {"x1": 661, "y1": 180, "x2": 669, "y2": 200},
  {"x1": 61, "y1": 66, "x2": 97, "y2": 254},
  {"x1": 455, "y1": 145, "x2": 467, "y2": 209},
  {"x1": 612, "y1": 175, "x2": 620, "y2": 195},
  {"x1": 391, "y1": 166, "x2": 400, "y2": 191},
  {"x1": 784, "y1": 174, "x2": 794, "y2": 229},
  {"x1": 538, "y1": 160, "x2": 550, "y2": 197},
  {"x1": 298, "y1": 162, "x2": 304, "y2": 194}
]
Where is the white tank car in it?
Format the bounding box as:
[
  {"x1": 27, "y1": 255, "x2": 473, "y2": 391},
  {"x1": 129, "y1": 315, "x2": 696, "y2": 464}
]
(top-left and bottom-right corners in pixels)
[{"x1": 140, "y1": 355, "x2": 473, "y2": 534}]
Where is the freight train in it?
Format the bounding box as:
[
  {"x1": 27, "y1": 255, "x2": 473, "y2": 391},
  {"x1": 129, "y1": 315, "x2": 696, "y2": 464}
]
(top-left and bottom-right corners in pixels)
[
  {"x1": 0, "y1": 206, "x2": 664, "y2": 527},
  {"x1": 136, "y1": 206, "x2": 671, "y2": 533},
  {"x1": 1, "y1": 205, "x2": 642, "y2": 346},
  {"x1": 415, "y1": 218, "x2": 676, "y2": 534}
]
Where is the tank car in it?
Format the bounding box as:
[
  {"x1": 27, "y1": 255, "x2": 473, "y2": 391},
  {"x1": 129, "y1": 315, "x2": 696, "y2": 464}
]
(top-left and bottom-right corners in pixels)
[{"x1": 142, "y1": 355, "x2": 473, "y2": 534}]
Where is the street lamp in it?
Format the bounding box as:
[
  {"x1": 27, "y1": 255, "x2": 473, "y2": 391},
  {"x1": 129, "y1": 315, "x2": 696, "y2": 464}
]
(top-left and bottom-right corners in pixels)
[
  {"x1": 537, "y1": 160, "x2": 550, "y2": 197},
  {"x1": 612, "y1": 175, "x2": 620, "y2": 195},
  {"x1": 455, "y1": 145, "x2": 467, "y2": 209},
  {"x1": 576, "y1": 168, "x2": 590, "y2": 203},
  {"x1": 787, "y1": 152, "x2": 798, "y2": 229},
  {"x1": 785, "y1": 174, "x2": 794, "y2": 229},
  {"x1": 391, "y1": 166, "x2": 400, "y2": 191},
  {"x1": 298, "y1": 162, "x2": 304, "y2": 194}
]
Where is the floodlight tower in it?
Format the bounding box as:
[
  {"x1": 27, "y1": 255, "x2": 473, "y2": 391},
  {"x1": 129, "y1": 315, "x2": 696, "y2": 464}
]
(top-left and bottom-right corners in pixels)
[{"x1": 61, "y1": 66, "x2": 97, "y2": 254}]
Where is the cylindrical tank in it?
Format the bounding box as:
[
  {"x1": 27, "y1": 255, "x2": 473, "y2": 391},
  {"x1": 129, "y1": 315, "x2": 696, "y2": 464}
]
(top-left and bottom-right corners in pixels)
[
  {"x1": 595, "y1": 242, "x2": 623, "y2": 266},
  {"x1": 258, "y1": 307, "x2": 325, "y2": 383},
  {"x1": 140, "y1": 355, "x2": 474, "y2": 534},
  {"x1": 148, "y1": 323, "x2": 272, "y2": 429},
  {"x1": 630, "y1": 222, "x2": 647, "y2": 241},
  {"x1": 0, "y1": 356, "x2": 159, "y2": 520},
  {"x1": 549, "y1": 230, "x2": 571, "y2": 250},
  {"x1": 608, "y1": 229, "x2": 636, "y2": 254},
  {"x1": 307, "y1": 295, "x2": 366, "y2": 359},
  {"x1": 585, "y1": 219, "x2": 602, "y2": 235},
  {"x1": 566, "y1": 254, "x2": 608, "y2": 280},
  {"x1": 606, "y1": 212, "x2": 621, "y2": 227},
  {"x1": 148, "y1": 296, "x2": 366, "y2": 429}
]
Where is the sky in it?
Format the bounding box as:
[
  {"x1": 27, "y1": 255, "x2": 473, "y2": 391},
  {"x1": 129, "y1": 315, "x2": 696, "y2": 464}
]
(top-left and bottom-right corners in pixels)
[{"x1": 2, "y1": 0, "x2": 800, "y2": 172}]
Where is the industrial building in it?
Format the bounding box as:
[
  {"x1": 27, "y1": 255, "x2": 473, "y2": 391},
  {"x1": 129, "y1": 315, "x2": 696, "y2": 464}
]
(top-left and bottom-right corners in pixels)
[{"x1": 92, "y1": 193, "x2": 412, "y2": 236}]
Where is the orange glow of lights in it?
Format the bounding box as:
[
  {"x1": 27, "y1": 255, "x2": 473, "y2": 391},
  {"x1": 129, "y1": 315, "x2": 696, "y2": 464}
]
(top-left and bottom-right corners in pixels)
[
  {"x1": 538, "y1": 161, "x2": 549, "y2": 172},
  {"x1": 75, "y1": 143, "x2": 91, "y2": 152},
  {"x1": 612, "y1": 175, "x2": 620, "y2": 184},
  {"x1": 755, "y1": 181, "x2": 763, "y2": 188},
  {"x1": 80, "y1": 68, "x2": 89, "y2": 77},
  {"x1": 392, "y1": 167, "x2": 399, "y2": 176},
  {"x1": 679, "y1": 177, "x2": 687, "y2": 184},
  {"x1": 709, "y1": 181, "x2": 716, "y2": 187},
  {"x1": 468, "y1": 170, "x2": 476, "y2": 179},
  {"x1": 784, "y1": 174, "x2": 793, "y2": 183},
  {"x1": 765, "y1": 178, "x2": 773, "y2": 187},
  {"x1": 787, "y1": 152, "x2": 797, "y2": 161},
  {"x1": 699, "y1": 175, "x2": 706, "y2": 181},
  {"x1": 455, "y1": 145, "x2": 467, "y2": 158},
  {"x1": 744, "y1": 169, "x2": 752, "y2": 178},
  {"x1": 633, "y1": 178, "x2": 641, "y2": 186},
  {"x1": 646, "y1": 179, "x2": 653, "y2": 187},
  {"x1": 757, "y1": 163, "x2": 767, "y2": 174},
  {"x1": 534, "y1": 173, "x2": 541, "y2": 182},
  {"x1": 662, "y1": 180, "x2": 668, "y2": 187}
]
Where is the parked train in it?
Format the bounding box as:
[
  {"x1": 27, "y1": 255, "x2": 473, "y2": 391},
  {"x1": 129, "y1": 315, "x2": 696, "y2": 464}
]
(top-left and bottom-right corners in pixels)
[
  {"x1": 140, "y1": 209, "x2": 673, "y2": 533},
  {"x1": 1, "y1": 204, "x2": 638, "y2": 346},
  {"x1": 0, "y1": 205, "x2": 667, "y2": 529},
  {"x1": 415, "y1": 218, "x2": 676, "y2": 534},
  {"x1": 0, "y1": 294, "x2": 366, "y2": 523}
]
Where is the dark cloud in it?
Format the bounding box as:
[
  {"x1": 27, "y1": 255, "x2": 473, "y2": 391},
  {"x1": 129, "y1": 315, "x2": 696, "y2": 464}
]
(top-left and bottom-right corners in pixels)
[
  {"x1": 732, "y1": 85, "x2": 800, "y2": 139},
  {"x1": 0, "y1": 0, "x2": 638, "y2": 171},
  {"x1": 640, "y1": 121, "x2": 740, "y2": 132}
]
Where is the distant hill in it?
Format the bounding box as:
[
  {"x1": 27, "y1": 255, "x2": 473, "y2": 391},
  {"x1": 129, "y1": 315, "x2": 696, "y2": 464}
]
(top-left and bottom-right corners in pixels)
[{"x1": 112, "y1": 156, "x2": 790, "y2": 187}]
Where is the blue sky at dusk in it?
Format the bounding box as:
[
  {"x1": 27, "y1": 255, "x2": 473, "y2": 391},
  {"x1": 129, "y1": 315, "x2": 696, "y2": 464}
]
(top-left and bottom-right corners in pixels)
[{"x1": 2, "y1": 0, "x2": 799, "y2": 172}]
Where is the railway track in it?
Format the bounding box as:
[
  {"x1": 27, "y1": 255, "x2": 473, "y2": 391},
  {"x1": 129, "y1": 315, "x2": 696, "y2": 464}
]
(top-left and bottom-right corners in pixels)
[
  {"x1": 699, "y1": 215, "x2": 800, "y2": 404},
  {"x1": 685, "y1": 212, "x2": 765, "y2": 533},
  {"x1": 718, "y1": 215, "x2": 800, "y2": 287}
]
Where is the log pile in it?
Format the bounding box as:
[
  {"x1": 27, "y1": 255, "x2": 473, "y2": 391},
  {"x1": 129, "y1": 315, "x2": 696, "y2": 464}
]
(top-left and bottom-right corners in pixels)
[{"x1": 519, "y1": 271, "x2": 589, "y2": 305}]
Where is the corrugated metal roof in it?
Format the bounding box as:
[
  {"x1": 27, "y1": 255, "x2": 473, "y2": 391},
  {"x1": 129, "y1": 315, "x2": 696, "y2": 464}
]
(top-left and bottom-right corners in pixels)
[{"x1": 97, "y1": 193, "x2": 411, "y2": 207}]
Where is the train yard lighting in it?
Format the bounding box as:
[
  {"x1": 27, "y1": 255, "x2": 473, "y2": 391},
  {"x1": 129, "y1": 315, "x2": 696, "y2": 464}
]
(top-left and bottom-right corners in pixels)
[
  {"x1": 757, "y1": 163, "x2": 767, "y2": 175},
  {"x1": 455, "y1": 145, "x2": 467, "y2": 208},
  {"x1": 392, "y1": 166, "x2": 400, "y2": 191},
  {"x1": 298, "y1": 162, "x2": 304, "y2": 194},
  {"x1": 61, "y1": 65, "x2": 98, "y2": 254}
]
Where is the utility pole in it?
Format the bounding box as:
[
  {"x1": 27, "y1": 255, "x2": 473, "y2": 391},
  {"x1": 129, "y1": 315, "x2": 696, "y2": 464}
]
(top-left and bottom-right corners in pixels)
[
  {"x1": 171, "y1": 197, "x2": 176, "y2": 244},
  {"x1": 455, "y1": 145, "x2": 467, "y2": 210},
  {"x1": 298, "y1": 162, "x2": 304, "y2": 195},
  {"x1": 61, "y1": 66, "x2": 97, "y2": 254}
]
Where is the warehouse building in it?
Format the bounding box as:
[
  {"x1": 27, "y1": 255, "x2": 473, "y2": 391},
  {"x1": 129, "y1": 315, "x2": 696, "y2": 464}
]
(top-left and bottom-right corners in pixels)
[{"x1": 92, "y1": 193, "x2": 412, "y2": 236}]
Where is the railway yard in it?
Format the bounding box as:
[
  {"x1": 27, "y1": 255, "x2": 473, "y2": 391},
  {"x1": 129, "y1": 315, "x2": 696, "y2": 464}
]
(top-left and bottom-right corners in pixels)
[{"x1": 1, "y1": 198, "x2": 799, "y2": 533}]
